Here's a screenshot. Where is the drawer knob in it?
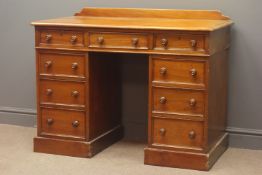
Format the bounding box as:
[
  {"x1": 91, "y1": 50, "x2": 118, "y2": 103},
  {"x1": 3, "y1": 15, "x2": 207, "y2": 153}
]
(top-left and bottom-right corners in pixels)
[
  {"x1": 71, "y1": 35, "x2": 78, "y2": 44},
  {"x1": 44, "y1": 61, "x2": 52, "y2": 68},
  {"x1": 46, "y1": 89, "x2": 53, "y2": 96},
  {"x1": 47, "y1": 118, "x2": 54, "y2": 125},
  {"x1": 190, "y1": 68, "x2": 197, "y2": 77},
  {"x1": 160, "y1": 67, "x2": 167, "y2": 75},
  {"x1": 71, "y1": 91, "x2": 79, "y2": 98},
  {"x1": 189, "y1": 98, "x2": 197, "y2": 107},
  {"x1": 161, "y1": 38, "x2": 168, "y2": 48},
  {"x1": 159, "y1": 97, "x2": 167, "y2": 104},
  {"x1": 159, "y1": 128, "x2": 166, "y2": 136},
  {"x1": 190, "y1": 40, "x2": 197, "y2": 48},
  {"x1": 71, "y1": 62, "x2": 78, "y2": 70},
  {"x1": 188, "y1": 130, "x2": 196, "y2": 140},
  {"x1": 97, "y1": 37, "x2": 104, "y2": 45},
  {"x1": 132, "y1": 38, "x2": 139, "y2": 47},
  {"x1": 45, "y1": 34, "x2": 52, "y2": 42},
  {"x1": 72, "y1": 120, "x2": 79, "y2": 128}
]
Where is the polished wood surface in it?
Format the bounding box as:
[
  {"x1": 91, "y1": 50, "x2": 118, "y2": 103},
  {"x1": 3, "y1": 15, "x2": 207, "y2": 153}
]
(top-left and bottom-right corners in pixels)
[
  {"x1": 32, "y1": 7, "x2": 232, "y2": 31},
  {"x1": 32, "y1": 7, "x2": 232, "y2": 171}
]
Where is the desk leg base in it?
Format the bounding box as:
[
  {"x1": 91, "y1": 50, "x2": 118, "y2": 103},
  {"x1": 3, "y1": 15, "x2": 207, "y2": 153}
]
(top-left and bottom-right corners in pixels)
[
  {"x1": 144, "y1": 133, "x2": 228, "y2": 171},
  {"x1": 34, "y1": 125, "x2": 123, "y2": 157}
]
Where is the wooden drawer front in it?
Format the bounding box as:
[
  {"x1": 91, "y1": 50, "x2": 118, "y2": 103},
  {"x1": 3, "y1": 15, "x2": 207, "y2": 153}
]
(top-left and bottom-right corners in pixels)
[
  {"x1": 40, "y1": 80, "x2": 85, "y2": 106},
  {"x1": 154, "y1": 33, "x2": 205, "y2": 52},
  {"x1": 152, "y1": 58, "x2": 205, "y2": 87},
  {"x1": 39, "y1": 29, "x2": 84, "y2": 48},
  {"x1": 153, "y1": 118, "x2": 204, "y2": 148},
  {"x1": 40, "y1": 108, "x2": 85, "y2": 139},
  {"x1": 89, "y1": 32, "x2": 149, "y2": 50},
  {"x1": 153, "y1": 87, "x2": 204, "y2": 115},
  {"x1": 39, "y1": 53, "x2": 86, "y2": 78}
]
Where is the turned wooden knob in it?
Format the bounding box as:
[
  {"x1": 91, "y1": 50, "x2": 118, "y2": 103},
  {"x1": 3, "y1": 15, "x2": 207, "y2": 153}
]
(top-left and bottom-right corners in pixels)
[
  {"x1": 71, "y1": 35, "x2": 78, "y2": 44},
  {"x1": 190, "y1": 68, "x2": 197, "y2": 77},
  {"x1": 190, "y1": 40, "x2": 197, "y2": 48},
  {"x1": 71, "y1": 91, "x2": 79, "y2": 98},
  {"x1": 132, "y1": 38, "x2": 139, "y2": 47},
  {"x1": 189, "y1": 98, "x2": 197, "y2": 107},
  {"x1": 46, "y1": 89, "x2": 53, "y2": 96},
  {"x1": 160, "y1": 67, "x2": 167, "y2": 75},
  {"x1": 161, "y1": 38, "x2": 168, "y2": 48},
  {"x1": 159, "y1": 97, "x2": 167, "y2": 104},
  {"x1": 97, "y1": 37, "x2": 104, "y2": 45},
  {"x1": 188, "y1": 130, "x2": 196, "y2": 140},
  {"x1": 45, "y1": 34, "x2": 52, "y2": 42},
  {"x1": 44, "y1": 61, "x2": 52, "y2": 68},
  {"x1": 71, "y1": 62, "x2": 78, "y2": 70},
  {"x1": 159, "y1": 128, "x2": 166, "y2": 136},
  {"x1": 47, "y1": 118, "x2": 54, "y2": 125},
  {"x1": 72, "y1": 121, "x2": 79, "y2": 128}
]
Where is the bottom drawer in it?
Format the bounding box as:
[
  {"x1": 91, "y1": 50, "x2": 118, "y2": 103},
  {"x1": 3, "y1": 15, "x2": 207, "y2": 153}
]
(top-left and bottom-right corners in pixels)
[
  {"x1": 152, "y1": 118, "x2": 204, "y2": 149},
  {"x1": 40, "y1": 108, "x2": 86, "y2": 139}
]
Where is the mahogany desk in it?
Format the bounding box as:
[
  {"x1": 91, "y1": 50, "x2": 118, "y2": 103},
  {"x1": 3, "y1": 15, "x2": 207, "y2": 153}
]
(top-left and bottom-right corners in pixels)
[{"x1": 32, "y1": 7, "x2": 233, "y2": 170}]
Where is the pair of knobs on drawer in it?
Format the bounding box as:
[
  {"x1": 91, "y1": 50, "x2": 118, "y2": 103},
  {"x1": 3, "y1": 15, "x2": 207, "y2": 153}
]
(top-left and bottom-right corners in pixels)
[
  {"x1": 161, "y1": 39, "x2": 197, "y2": 48},
  {"x1": 159, "y1": 97, "x2": 197, "y2": 107},
  {"x1": 45, "y1": 34, "x2": 78, "y2": 44},
  {"x1": 47, "y1": 119, "x2": 79, "y2": 128},
  {"x1": 159, "y1": 128, "x2": 196, "y2": 139},
  {"x1": 46, "y1": 89, "x2": 79, "y2": 98},
  {"x1": 45, "y1": 61, "x2": 79, "y2": 70},
  {"x1": 160, "y1": 67, "x2": 197, "y2": 77},
  {"x1": 97, "y1": 37, "x2": 139, "y2": 47}
]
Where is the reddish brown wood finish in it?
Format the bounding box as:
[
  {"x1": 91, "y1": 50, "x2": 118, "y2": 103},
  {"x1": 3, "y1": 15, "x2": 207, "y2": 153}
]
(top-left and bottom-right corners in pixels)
[{"x1": 32, "y1": 7, "x2": 232, "y2": 171}]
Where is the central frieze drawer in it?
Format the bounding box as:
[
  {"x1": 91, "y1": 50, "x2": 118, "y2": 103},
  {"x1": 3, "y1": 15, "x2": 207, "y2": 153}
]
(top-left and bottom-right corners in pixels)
[
  {"x1": 40, "y1": 108, "x2": 86, "y2": 139},
  {"x1": 153, "y1": 87, "x2": 205, "y2": 116},
  {"x1": 152, "y1": 118, "x2": 204, "y2": 149},
  {"x1": 40, "y1": 80, "x2": 85, "y2": 106},
  {"x1": 88, "y1": 32, "x2": 149, "y2": 50}
]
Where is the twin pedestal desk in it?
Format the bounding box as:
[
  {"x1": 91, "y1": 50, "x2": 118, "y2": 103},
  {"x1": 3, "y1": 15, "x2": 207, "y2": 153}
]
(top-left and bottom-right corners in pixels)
[{"x1": 32, "y1": 7, "x2": 232, "y2": 170}]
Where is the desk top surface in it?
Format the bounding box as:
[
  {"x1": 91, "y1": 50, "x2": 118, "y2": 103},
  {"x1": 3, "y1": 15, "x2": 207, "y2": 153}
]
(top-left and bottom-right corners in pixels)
[{"x1": 32, "y1": 7, "x2": 233, "y2": 31}]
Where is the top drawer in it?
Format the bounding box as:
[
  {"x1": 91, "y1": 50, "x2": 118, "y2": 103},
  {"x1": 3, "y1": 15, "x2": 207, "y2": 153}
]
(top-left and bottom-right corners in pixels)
[
  {"x1": 154, "y1": 33, "x2": 206, "y2": 53},
  {"x1": 38, "y1": 29, "x2": 85, "y2": 48},
  {"x1": 88, "y1": 32, "x2": 149, "y2": 50}
]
